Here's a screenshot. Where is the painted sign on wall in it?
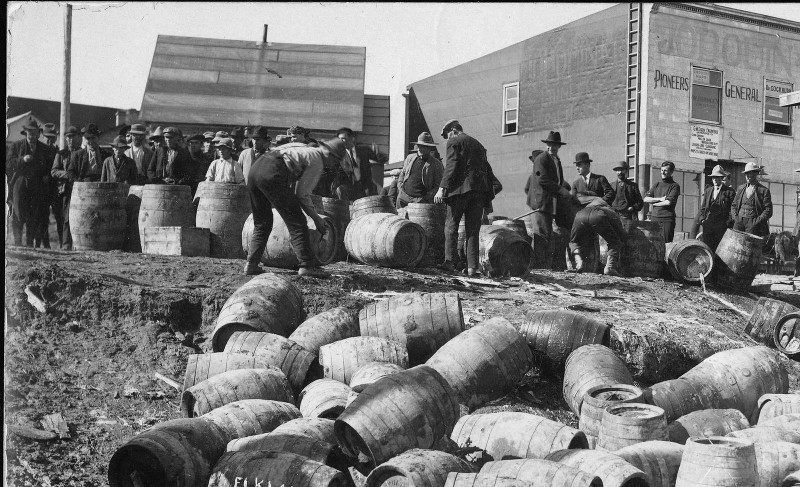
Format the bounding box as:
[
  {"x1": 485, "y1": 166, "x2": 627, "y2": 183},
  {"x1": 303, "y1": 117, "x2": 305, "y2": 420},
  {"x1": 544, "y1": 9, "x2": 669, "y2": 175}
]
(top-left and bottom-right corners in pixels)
[
  {"x1": 653, "y1": 69, "x2": 689, "y2": 90},
  {"x1": 689, "y1": 124, "x2": 721, "y2": 159}
]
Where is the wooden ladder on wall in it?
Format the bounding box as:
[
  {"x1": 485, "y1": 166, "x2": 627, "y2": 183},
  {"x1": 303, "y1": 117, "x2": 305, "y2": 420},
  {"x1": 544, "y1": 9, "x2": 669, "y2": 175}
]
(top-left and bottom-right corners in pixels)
[{"x1": 627, "y1": 3, "x2": 643, "y2": 180}]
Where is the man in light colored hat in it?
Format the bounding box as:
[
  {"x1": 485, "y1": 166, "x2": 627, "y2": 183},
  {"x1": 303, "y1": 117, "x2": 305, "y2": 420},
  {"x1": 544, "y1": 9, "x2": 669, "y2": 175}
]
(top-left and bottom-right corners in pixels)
[
  {"x1": 239, "y1": 126, "x2": 271, "y2": 185},
  {"x1": 205, "y1": 138, "x2": 244, "y2": 184},
  {"x1": 730, "y1": 162, "x2": 772, "y2": 238},
  {"x1": 610, "y1": 160, "x2": 643, "y2": 221},
  {"x1": 147, "y1": 127, "x2": 192, "y2": 184},
  {"x1": 101, "y1": 136, "x2": 138, "y2": 184},
  {"x1": 51, "y1": 125, "x2": 82, "y2": 249},
  {"x1": 570, "y1": 152, "x2": 613, "y2": 205},
  {"x1": 395, "y1": 132, "x2": 443, "y2": 209},
  {"x1": 644, "y1": 160, "x2": 681, "y2": 243},
  {"x1": 695, "y1": 164, "x2": 736, "y2": 251},
  {"x1": 125, "y1": 123, "x2": 152, "y2": 185}
]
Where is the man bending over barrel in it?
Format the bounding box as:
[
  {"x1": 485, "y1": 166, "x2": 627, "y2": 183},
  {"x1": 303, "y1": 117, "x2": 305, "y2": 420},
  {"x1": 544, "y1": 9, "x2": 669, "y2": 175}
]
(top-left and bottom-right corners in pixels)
[
  {"x1": 243, "y1": 138, "x2": 346, "y2": 277},
  {"x1": 568, "y1": 195, "x2": 626, "y2": 276}
]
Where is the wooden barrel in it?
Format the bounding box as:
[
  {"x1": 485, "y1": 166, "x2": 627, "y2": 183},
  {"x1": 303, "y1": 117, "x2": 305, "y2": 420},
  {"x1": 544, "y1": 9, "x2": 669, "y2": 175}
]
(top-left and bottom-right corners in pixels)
[
  {"x1": 754, "y1": 441, "x2": 800, "y2": 487},
  {"x1": 242, "y1": 211, "x2": 341, "y2": 268},
  {"x1": 597, "y1": 403, "x2": 668, "y2": 451},
  {"x1": 208, "y1": 450, "x2": 347, "y2": 487},
  {"x1": 227, "y1": 431, "x2": 338, "y2": 458},
  {"x1": 270, "y1": 417, "x2": 336, "y2": 444},
  {"x1": 579, "y1": 384, "x2": 644, "y2": 448},
  {"x1": 405, "y1": 202, "x2": 447, "y2": 267},
  {"x1": 349, "y1": 362, "x2": 405, "y2": 392},
  {"x1": 321, "y1": 197, "x2": 350, "y2": 261},
  {"x1": 616, "y1": 441, "x2": 684, "y2": 487},
  {"x1": 445, "y1": 472, "x2": 529, "y2": 487},
  {"x1": 137, "y1": 184, "x2": 194, "y2": 249},
  {"x1": 784, "y1": 470, "x2": 800, "y2": 487},
  {"x1": 298, "y1": 379, "x2": 351, "y2": 419},
  {"x1": 365, "y1": 449, "x2": 476, "y2": 487},
  {"x1": 195, "y1": 181, "x2": 251, "y2": 258},
  {"x1": 746, "y1": 298, "x2": 799, "y2": 348},
  {"x1": 334, "y1": 365, "x2": 460, "y2": 469},
  {"x1": 425, "y1": 317, "x2": 532, "y2": 411},
  {"x1": 344, "y1": 213, "x2": 427, "y2": 268},
  {"x1": 211, "y1": 273, "x2": 305, "y2": 352},
  {"x1": 727, "y1": 425, "x2": 800, "y2": 443},
  {"x1": 181, "y1": 368, "x2": 294, "y2": 417},
  {"x1": 69, "y1": 182, "x2": 127, "y2": 251},
  {"x1": 667, "y1": 409, "x2": 750, "y2": 445},
  {"x1": 200, "y1": 399, "x2": 301, "y2": 443},
  {"x1": 755, "y1": 394, "x2": 800, "y2": 425},
  {"x1": 715, "y1": 228, "x2": 764, "y2": 291},
  {"x1": 643, "y1": 378, "x2": 715, "y2": 424},
  {"x1": 760, "y1": 413, "x2": 800, "y2": 431},
  {"x1": 480, "y1": 459, "x2": 602, "y2": 487},
  {"x1": 619, "y1": 220, "x2": 666, "y2": 278},
  {"x1": 183, "y1": 352, "x2": 282, "y2": 391},
  {"x1": 493, "y1": 219, "x2": 531, "y2": 243},
  {"x1": 563, "y1": 344, "x2": 635, "y2": 416},
  {"x1": 519, "y1": 310, "x2": 610, "y2": 373},
  {"x1": 359, "y1": 292, "x2": 464, "y2": 365},
  {"x1": 450, "y1": 412, "x2": 588, "y2": 462},
  {"x1": 350, "y1": 195, "x2": 397, "y2": 220},
  {"x1": 288, "y1": 307, "x2": 359, "y2": 356},
  {"x1": 675, "y1": 436, "x2": 758, "y2": 487},
  {"x1": 775, "y1": 313, "x2": 800, "y2": 360},
  {"x1": 545, "y1": 449, "x2": 649, "y2": 487},
  {"x1": 664, "y1": 239, "x2": 714, "y2": 284},
  {"x1": 125, "y1": 184, "x2": 144, "y2": 252},
  {"x1": 108, "y1": 417, "x2": 229, "y2": 487},
  {"x1": 222, "y1": 331, "x2": 319, "y2": 394},
  {"x1": 318, "y1": 336, "x2": 409, "y2": 384},
  {"x1": 479, "y1": 225, "x2": 532, "y2": 277}
]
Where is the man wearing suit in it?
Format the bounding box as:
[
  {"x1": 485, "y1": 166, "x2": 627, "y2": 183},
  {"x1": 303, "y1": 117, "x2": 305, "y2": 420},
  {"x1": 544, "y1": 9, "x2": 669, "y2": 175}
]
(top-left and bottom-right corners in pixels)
[
  {"x1": 335, "y1": 127, "x2": 376, "y2": 200},
  {"x1": 434, "y1": 119, "x2": 494, "y2": 277},
  {"x1": 695, "y1": 165, "x2": 735, "y2": 251},
  {"x1": 730, "y1": 162, "x2": 772, "y2": 238},
  {"x1": 6, "y1": 119, "x2": 54, "y2": 247},
  {"x1": 570, "y1": 152, "x2": 614, "y2": 205},
  {"x1": 66, "y1": 123, "x2": 104, "y2": 183},
  {"x1": 147, "y1": 127, "x2": 192, "y2": 184},
  {"x1": 527, "y1": 131, "x2": 576, "y2": 269},
  {"x1": 51, "y1": 125, "x2": 82, "y2": 250},
  {"x1": 125, "y1": 123, "x2": 153, "y2": 185},
  {"x1": 610, "y1": 160, "x2": 644, "y2": 221}
]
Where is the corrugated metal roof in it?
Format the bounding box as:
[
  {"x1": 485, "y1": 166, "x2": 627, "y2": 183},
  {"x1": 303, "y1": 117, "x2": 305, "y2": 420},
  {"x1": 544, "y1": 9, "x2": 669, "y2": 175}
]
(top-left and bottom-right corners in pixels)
[{"x1": 140, "y1": 35, "x2": 366, "y2": 131}]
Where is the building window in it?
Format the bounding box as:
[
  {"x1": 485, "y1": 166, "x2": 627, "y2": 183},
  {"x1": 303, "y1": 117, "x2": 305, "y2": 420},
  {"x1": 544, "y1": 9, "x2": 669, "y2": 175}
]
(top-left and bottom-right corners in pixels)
[
  {"x1": 764, "y1": 79, "x2": 793, "y2": 136},
  {"x1": 502, "y1": 82, "x2": 519, "y2": 135},
  {"x1": 690, "y1": 66, "x2": 722, "y2": 124},
  {"x1": 765, "y1": 180, "x2": 799, "y2": 235}
]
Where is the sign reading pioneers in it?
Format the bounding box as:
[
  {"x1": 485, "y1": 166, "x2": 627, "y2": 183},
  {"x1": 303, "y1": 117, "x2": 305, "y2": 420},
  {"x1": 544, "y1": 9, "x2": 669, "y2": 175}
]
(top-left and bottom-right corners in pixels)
[{"x1": 690, "y1": 124, "x2": 721, "y2": 159}]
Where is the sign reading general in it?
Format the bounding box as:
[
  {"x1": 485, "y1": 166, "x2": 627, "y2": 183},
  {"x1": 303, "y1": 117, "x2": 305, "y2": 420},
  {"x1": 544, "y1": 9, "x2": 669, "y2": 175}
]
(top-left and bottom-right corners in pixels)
[{"x1": 690, "y1": 124, "x2": 721, "y2": 159}]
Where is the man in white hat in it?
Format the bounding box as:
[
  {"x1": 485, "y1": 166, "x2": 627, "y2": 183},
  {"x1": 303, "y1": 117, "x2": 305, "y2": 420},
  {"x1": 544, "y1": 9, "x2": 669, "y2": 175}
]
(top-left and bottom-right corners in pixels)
[
  {"x1": 695, "y1": 164, "x2": 736, "y2": 251},
  {"x1": 205, "y1": 138, "x2": 244, "y2": 183},
  {"x1": 395, "y1": 132, "x2": 443, "y2": 209},
  {"x1": 730, "y1": 162, "x2": 772, "y2": 238}
]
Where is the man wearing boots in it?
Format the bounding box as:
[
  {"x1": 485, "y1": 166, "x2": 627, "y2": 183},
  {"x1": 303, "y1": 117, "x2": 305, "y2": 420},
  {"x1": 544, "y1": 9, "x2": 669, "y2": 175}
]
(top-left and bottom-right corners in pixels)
[
  {"x1": 568, "y1": 196, "x2": 626, "y2": 276},
  {"x1": 695, "y1": 164, "x2": 735, "y2": 251},
  {"x1": 610, "y1": 160, "x2": 644, "y2": 221},
  {"x1": 731, "y1": 162, "x2": 772, "y2": 238}
]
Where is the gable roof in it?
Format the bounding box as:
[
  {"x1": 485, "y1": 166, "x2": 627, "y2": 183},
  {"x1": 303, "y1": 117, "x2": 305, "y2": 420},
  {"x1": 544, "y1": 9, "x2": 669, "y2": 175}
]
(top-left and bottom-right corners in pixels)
[
  {"x1": 6, "y1": 96, "x2": 122, "y2": 133},
  {"x1": 140, "y1": 35, "x2": 366, "y2": 131}
]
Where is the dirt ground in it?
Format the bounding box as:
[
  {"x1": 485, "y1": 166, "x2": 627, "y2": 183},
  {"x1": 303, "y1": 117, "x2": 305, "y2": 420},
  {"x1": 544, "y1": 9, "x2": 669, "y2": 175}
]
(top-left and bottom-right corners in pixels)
[{"x1": 4, "y1": 245, "x2": 799, "y2": 486}]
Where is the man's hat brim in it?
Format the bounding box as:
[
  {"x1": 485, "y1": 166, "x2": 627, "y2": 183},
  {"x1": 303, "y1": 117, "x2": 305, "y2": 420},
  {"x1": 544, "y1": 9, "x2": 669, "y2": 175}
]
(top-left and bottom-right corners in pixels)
[
  {"x1": 541, "y1": 139, "x2": 566, "y2": 145},
  {"x1": 411, "y1": 141, "x2": 438, "y2": 147}
]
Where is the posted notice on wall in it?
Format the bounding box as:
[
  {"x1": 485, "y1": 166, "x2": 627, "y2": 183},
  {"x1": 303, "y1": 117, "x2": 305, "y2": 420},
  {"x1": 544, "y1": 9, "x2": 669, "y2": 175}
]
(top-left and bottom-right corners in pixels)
[{"x1": 689, "y1": 124, "x2": 721, "y2": 159}]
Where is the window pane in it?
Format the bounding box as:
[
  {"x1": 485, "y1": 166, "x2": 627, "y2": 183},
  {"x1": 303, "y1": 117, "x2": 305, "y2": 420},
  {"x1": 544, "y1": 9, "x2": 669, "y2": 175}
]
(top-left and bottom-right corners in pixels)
[
  {"x1": 693, "y1": 67, "x2": 710, "y2": 85},
  {"x1": 785, "y1": 185, "x2": 798, "y2": 206},
  {"x1": 772, "y1": 205, "x2": 783, "y2": 228},
  {"x1": 505, "y1": 85, "x2": 518, "y2": 99},
  {"x1": 504, "y1": 122, "x2": 517, "y2": 135},
  {"x1": 785, "y1": 204, "x2": 797, "y2": 230},
  {"x1": 692, "y1": 85, "x2": 721, "y2": 122},
  {"x1": 505, "y1": 96, "x2": 517, "y2": 110},
  {"x1": 684, "y1": 195, "x2": 699, "y2": 220},
  {"x1": 770, "y1": 183, "x2": 784, "y2": 205},
  {"x1": 505, "y1": 109, "x2": 517, "y2": 123},
  {"x1": 765, "y1": 96, "x2": 790, "y2": 125},
  {"x1": 709, "y1": 70, "x2": 722, "y2": 87}
]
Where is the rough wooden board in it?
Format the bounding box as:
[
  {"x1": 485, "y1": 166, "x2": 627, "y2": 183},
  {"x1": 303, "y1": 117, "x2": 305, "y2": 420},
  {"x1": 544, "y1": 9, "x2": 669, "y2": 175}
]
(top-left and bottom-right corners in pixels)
[{"x1": 41, "y1": 413, "x2": 70, "y2": 439}]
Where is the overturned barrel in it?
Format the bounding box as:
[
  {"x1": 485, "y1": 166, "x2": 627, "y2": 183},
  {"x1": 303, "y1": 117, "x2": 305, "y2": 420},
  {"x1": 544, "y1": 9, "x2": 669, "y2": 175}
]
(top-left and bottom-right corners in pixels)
[
  {"x1": 480, "y1": 459, "x2": 602, "y2": 487},
  {"x1": 754, "y1": 441, "x2": 800, "y2": 487},
  {"x1": 298, "y1": 379, "x2": 351, "y2": 419},
  {"x1": 675, "y1": 436, "x2": 758, "y2": 487},
  {"x1": 365, "y1": 449, "x2": 476, "y2": 487},
  {"x1": 664, "y1": 239, "x2": 714, "y2": 284},
  {"x1": 319, "y1": 336, "x2": 408, "y2": 384},
  {"x1": 715, "y1": 228, "x2": 764, "y2": 291},
  {"x1": 288, "y1": 307, "x2": 359, "y2": 356},
  {"x1": 242, "y1": 211, "x2": 341, "y2": 268},
  {"x1": 404, "y1": 202, "x2": 447, "y2": 267},
  {"x1": 563, "y1": 344, "x2": 634, "y2": 416},
  {"x1": 344, "y1": 213, "x2": 427, "y2": 268},
  {"x1": 479, "y1": 225, "x2": 532, "y2": 277},
  {"x1": 208, "y1": 450, "x2": 347, "y2": 487},
  {"x1": 138, "y1": 184, "x2": 194, "y2": 250},
  {"x1": 619, "y1": 220, "x2": 666, "y2": 278},
  {"x1": 350, "y1": 195, "x2": 397, "y2": 220},
  {"x1": 200, "y1": 399, "x2": 301, "y2": 443},
  {"x1": 579, "y1": 384, "x2": 644, "y2": 448},
  {"x1": 616, "y1": 441, "x2": 684, "y2": 487},
  {"x1": 545, "y1": 449, "x2": 649, "y2": 487},
  {"x1": 270, "y1": 417, "x2": 337, "y2": 444},
  {"x1": 746, "y1": 298, "x2": 800, "y2": 348},
  {"x1": 183, "y1": 352, "x2": 283, "y2": 392},
  {"x1": 667, "y1": 409, "x2": 750, "y2": 445},
  {"x1": 196, "y1": 181, "x2": 251, "y2": 258},
  {"x1": 775, "y1": 312, "x2": 800, "y2": 360},
  {"x1": 519, "y1": 310, "x2": 610, "y2": 373},
  {"x1": 754, "y1": 394, "x2": 800, "y2": 425},
  {"x1": 69, "y1": 182, "x2": 127, "y2": 251},
  {"x1": 597, "y1": 403, "x2": 668, "y2": 451},
  {"x1": 181, "y1": 368, "x2": 294, "y2": 417}
]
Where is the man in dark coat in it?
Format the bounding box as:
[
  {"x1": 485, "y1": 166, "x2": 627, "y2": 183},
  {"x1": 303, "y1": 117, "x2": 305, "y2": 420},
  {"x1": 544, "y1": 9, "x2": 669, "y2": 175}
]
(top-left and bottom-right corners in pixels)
[
  {"x1": 100, "y1": 136, "x2": 139, "y2": 184},
  {"x1": 527, "y1": 131, "x2": 576, "y2": 269},
  {"x1": 695, "y1": 164, "x2": 736, "y2": 251},
  {"x1": 66, "y1": 123, "x2": 104, "y2": 182},
  {"x1": 434, "y1": 119, "x2": 494, "y2": 276},
  {"x1": 610, "y1": 160, "x2": 644, "y2": 221},
  {"x1": 570, "y1": 152, "x2": 614, "y2": 205},
  {"x1": 186, "y1": 133, "x2": 211, "y2": 196},
  {"x1": 731, "y1": 162, "x2": 772, "y2": 238},
  {"x1": 644, "y1": 160, "x2": 681, "y2": 243},
  {"x1": 6, "y1": 119, "x2": 53, "y2": 246},
  {"x1": 147, "y1": 127, "x2": 192, "y2": 184},
  {"x1": 334, "y1": 127, "x2": 377, "y2": 200},
  {"x1": 396, "y1": 132, "x2": 443, "y2": 209},
  {"x1": 37, "y1": 123, "x2": 60, "y2": 248},
  {"x1": 125, "y1": 123, "x2": 153, "y2": 185},
  {"x1": 569, "y1": 196, "x2": 626, "y2": 276},
  {"x1": 51, "y1": 125, "x2": 82, "y2": 250}
]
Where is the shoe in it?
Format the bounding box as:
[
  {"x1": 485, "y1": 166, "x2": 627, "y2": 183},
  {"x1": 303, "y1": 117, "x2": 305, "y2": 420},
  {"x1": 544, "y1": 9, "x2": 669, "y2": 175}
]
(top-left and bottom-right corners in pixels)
[
  {"x1": 298, "y1": 267, "x2": 330, "y2": 278},
  {"x1": 604, "y1": 248, "x2": 622, "y2": 277},
  {"x1": 464, "y1": 268, "x2": 482, "y2": 278},
  {"x1": 571, "y1": 251, "x2": 584, "y2": 273},
  {"x1": 437, "y1": 261, "x2": 455, "y2": 272},
  {"x1": 604, "y1": 266, "x2": 623, "y2": 277},
  {"x1": 243, "y1": 263, "x2": 264, "y2": 275}
]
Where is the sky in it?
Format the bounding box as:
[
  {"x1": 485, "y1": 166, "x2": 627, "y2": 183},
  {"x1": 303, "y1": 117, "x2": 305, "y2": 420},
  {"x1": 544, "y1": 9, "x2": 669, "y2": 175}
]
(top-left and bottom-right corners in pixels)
[{"x1": 7, "y1": 2, "x2": 800, "y2": 162}]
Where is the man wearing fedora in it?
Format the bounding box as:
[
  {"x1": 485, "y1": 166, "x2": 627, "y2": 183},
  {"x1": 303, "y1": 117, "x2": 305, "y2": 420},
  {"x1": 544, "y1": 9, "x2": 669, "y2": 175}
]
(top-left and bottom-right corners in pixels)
[
  {"x1": 101, "y1": 136, "x2": 138, "y2": 185},
  {"x1": 644, "y1": 161, "x2": 681, "y2": 243},
  {"x1": 527, "y1": 131, "x2": 576, "y2": 269},
  {"x1": 125, "y1": 123, "x2": 153, "y2": 185},
  {"x1": 37, "y1": 122, "x2": 61, "y2": 248},
  {"x1": 51, "y1": 125, "x2": 82, "y2": 250},
  {"x1": 570, "y1": 152, "x2": 614, "y2": 205},
  {"x1": 695, "y1": 164, "x2": 736, "y2": 251},
  {"x1": 434, "y1": 120, "x2": 495, "y2": 276},
  {"x1": 42, "y1": 123, "x2": 59, "y2": 149},
  {"x1": 66, "y1": 123, "x2": 104, "y2": 183},
  {"x1": 239, "y1": 126, "x2": 271, "y2": 185},
  {"x1": 730, "y1": 162, "x2": 772, "y2": 238},
  {"x1": 147, "y1": 127, "x2": 192, "y2": 184},
  {"x1": 610, "y1": 160, "x2": 643, "y2": 221},
  {"x1": 205, "y1": 138, "x2": 245, "y2": 184},
  {"x1": 335, "y1": 127, "x2": 377, "y2": 200},
  {"x1": 395, "y1": 132, "x2": 443, "y2": 209},
  {"x1": 6, "y1": 119, "x2": 54, "y2": 247}
]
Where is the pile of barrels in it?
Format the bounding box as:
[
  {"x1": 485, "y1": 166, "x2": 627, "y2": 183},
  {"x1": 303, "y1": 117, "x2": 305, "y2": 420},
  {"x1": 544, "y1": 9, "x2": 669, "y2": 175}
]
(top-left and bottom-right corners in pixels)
[
  {"x1": 745, "y1": 296, "x2": 800, "y2": 360},
  {"x1": 108, "y1": 273, "x2": 799, "y2": 487}
]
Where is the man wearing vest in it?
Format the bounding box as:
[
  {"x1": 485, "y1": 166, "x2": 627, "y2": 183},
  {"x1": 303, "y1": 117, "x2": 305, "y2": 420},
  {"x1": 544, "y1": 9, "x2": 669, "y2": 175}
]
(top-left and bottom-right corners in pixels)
[
  {"x1": 239, "y1": 126, "x2": 271, "y2": 185},
  {"x1": 610, "y1": 160, "x2": 644, "y2": 221},
  {"x1": 644, "y1": 160, "x2": 681, "y2": 243},
  {"x1": 696, "y1": 164, "x2": 736, "y2": 251},
  {"x1": 731, "y1": 162, "x2": 772, "y2": 238},
  {"x1": 125, "y1": 124, "x2": 153, "y2": 185},
  {"x1": 396, "y1": 132, "x2": 443, "y2": 209},
  {"x1": 570, "y1": 152, "x2": 614, "y2": 204}
]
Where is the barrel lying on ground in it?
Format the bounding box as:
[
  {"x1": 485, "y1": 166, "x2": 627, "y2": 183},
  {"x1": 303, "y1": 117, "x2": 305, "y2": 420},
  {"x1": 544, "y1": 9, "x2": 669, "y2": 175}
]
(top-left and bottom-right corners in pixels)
[
  {"x1": 288, "y1": 307, "x2": 359, "y2": 356},
  {"x1": 675, "y1": 436, "x2": 758, "y2": 487},
  {"x1": 616, "y1": 441, "x2": 684, "y2": 487},
  {"x1": 519, "y1": 309, "x2": 610, "y2": 373},
  {"x1": 183, "y1": 352, "x2": 283, "y2": 392},
  {"x1": 268, "y1": 417, "x2": 337, "y2": 444},
  {"x1": 349, "y1": 362, "x2": 405, "y2": 392},
  {"x1": 775, "y1": 312, "x2": 800, "y2": 360},
  {"x1": 579, "y1": 384, "x2": 643, "y2": 448},
  {"x1": 359, "y1": 292, "x2": 464, "y2": 365},
  {"x1": 563, "y1": 344, "x2": 635, "y2": 416},
  {"x1": 208, "y1": 450, "x2": 347, "y2": 487},
  {"x1": 727, "y1": 424, "x2": 800, "y2": 443},
  {"x1": 545, "y1": 449, "x2": 649, "y2": 487},
  {"x1": 298, "y1": 379, "x2": 351, "y2": 419},
  {"x1": 478, "y1": 225, "x2": 532, "y2": 277},
  {"x1": 598, "y1": 403, "x2": 668, "y2": 451},
  {"x1": 745, "y1": 298, "x2": 799, "y2": 348},
  {"x1": 480, "y1": 459, "x2": 603, "y2": 487},
  {"x1": 664, "y1": 239, "x2": 714, "y2": 284},
  {"x1": 344, "y1": 213, "x2": 427, "y2": 268},
  {"x1": 754, "y1": 441, "x2": 800, "y2": 487},
  {"x1": 195, "y1": 181, "x2": 251, "y2": 259},
  {"x1": 755, "y1": 395, "x2": 800, "y2": 425},
  {"x1": 242, "y1": 211, "x2": 341, "y2": 268},
  {"x1": 365, "y1": 449, "x2": 476, "y2": 487},
  {"x1": 69, "y1": 182, "x2": 127, "y2": 251},
  {"x1": 181, "y1": 368, "x2": 294, "y2": 417},
  {"x1": 667, "y1": 409, "x2": 750, "y2": 445},
  {"x1": 445, "y1": 472, "x2": 530, "y2": 487},
  {"x1": 715, "y1": 228, "x2": 764, "y2": 291},
  {"x1": 319, "y1": 336, "x2": 408, "y2": 384},
  {"x1": 200, "y1": 399, "x2": 301, "y2": 443}
]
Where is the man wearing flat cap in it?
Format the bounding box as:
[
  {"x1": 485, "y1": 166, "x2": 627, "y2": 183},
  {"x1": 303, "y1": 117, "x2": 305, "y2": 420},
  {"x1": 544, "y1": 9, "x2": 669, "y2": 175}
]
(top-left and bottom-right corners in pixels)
[
  {"x1": 730, "y1": 162, "x2": 772, "y2": 238},
  {"x1": 205, "y1": 138, "x2": 245, "y2": 184},
  {"x1": 125, "y1": 123, "x2": 153, "y2": 185},
  {"x1": 51, "y1": 125, "x2": 82, "y2": 250},
  {"x1": 527, "y1": 131, "x2": 576, "y2": 269},
  {"x1": 396, "y1": 132, "x2": 443, "y2": 209},
  {"x1": 100, "y1": 136, "x2": 138, "y2": 184},
  {"x1": 202, "y1": 131, "x2": 217, "y2": 161},
  {"x1": 147, "y1": 127, "x2": 192, "y2": 184},
  {"x1": 239, "y1": 126, "x2": 271, "y2": 185},
  {"x1": 6, "y1": 119, "x2": 54, "y2": 247},
  {"x1": 434, "y1": 119, "x2": 496, "y2": 276},
  {"x1": 694, "y1": 164, "x2": 735, "y2": 251},
  {"x1": 610, "y1": 160, "x2": 644, "y2": 221}
]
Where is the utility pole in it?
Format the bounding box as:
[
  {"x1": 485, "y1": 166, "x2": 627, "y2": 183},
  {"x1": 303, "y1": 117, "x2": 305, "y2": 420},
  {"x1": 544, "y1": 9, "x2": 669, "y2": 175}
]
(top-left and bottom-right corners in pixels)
[{"x1": 60, "y1": 3, "x2": 71, "y2": 150}]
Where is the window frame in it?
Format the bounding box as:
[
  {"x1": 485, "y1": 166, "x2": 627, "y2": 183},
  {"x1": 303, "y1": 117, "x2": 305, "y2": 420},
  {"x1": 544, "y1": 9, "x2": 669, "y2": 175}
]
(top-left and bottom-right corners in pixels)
[
  {"x1": 502, "y1": 82, "x2": 519, "y2": 136},
  {"x1": 763, "y1": 78, "x2": 793, "y2": 137},
  {"x1": 689, "y1": 65, "x2": 723, "y2": 126}
]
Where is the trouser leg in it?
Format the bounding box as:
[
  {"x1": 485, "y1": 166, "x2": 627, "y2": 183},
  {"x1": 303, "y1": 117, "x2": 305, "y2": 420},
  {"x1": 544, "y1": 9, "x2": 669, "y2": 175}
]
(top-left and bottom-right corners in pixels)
[
  {"x1": 269, "y1": 184, "x2": 318, "y2": 268},
  {"x1": 52, "y1": 194, "x2": 64, "y2": 247},
  {"x1": 245, "y1": 177, "x2": 273, "y2": 268},
  {"x1": 655, "y1": 219, "x2": 676, "y2": 243},
  {"x1": 529, "y1": 211, "x2": 553, "y2": 269},
  {"x1": 463, "y1": 193, "x2": 486, "y2": 270},
  {"x1": 702, "y1": 228, "x2": 724, "y2": 252},
  {"x1": 444, "y1": 194, "x2": 468, "y2": 267},
  {"x1": 12, "y1": 216, "x2": 24, "y2": 246},
  {"x1": 61, "y1": 193, "x2": 72, "y2": 250}
]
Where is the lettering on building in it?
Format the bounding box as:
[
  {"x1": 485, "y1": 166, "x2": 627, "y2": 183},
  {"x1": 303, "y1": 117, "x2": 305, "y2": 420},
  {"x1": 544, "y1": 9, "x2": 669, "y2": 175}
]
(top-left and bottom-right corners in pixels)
[
  {"x1": 724, "y1": 81, "x2": 761, "y2": 102},
  {"x1": 653, "y1": 69, "x2": 689, "y2": 90}
]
